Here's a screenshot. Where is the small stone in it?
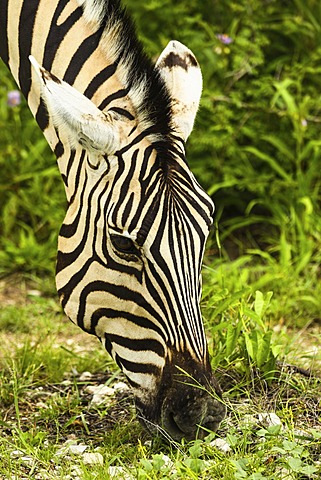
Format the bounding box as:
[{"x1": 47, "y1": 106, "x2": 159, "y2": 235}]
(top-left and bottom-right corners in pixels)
[
  {"x1": 71, "y1": 466, "x2": 82, "y2": 476},
  {"x1": 162, "y1": 454, "x2": 174, "y2": 467},
  {"x1": 21, "y1": 456, "x2": 33, "y2": 466},
  {"x1": 257, "y1": 412, "x2": 282, "y2": 428},
  {"x1": 36, "y1": 401, "x2": 49, "y2": 409},
  {"x1": 210, "y1": 438, "x2": 232, "y2": 453},
  {"x1": 61, "y1": 379, "x2": 72, "y2": 386},
  {"x1": 68, "y1": 444, "x2": 88, "y2": 455},
  {"x1": 82, "y1": 452, "x2": 104, "y2": 465},
  {"x1": 86, "y1": 384, "x2": 115, "y2": 406},
  {"x1": 79, "y1": 371, "x2": 93, "y2": 381},
  {"x1": 86, "y1": 385, "x2": 114, "y2": 395},
  {"x1": 55, "y1": 439, "x2": 78, "y2": 456},
  {"x1": 27, "y1": 289, "x2": 42, "y2": 297},
  {"x1": 112, "y1": 381, "x2": 129, "y2": 391},
  {"x1": 10, "y1": 450, "x2": 24, "y2": 458},
  {"x1": 243, "y1": 412, "x2": 282, "y2": 430}
]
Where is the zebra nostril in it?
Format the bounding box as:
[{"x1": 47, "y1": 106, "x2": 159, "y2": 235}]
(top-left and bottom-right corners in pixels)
[{"x1": 162, "y1": 410, "x2": 185, "y2": 439}]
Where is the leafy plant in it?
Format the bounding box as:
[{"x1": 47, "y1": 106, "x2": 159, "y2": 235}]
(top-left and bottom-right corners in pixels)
[{"x1": 202, "y1": 286, "x2": 281, "y2": 380}]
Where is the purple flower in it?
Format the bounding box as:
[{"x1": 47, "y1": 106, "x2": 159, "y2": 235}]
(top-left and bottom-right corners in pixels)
[
  {"x1": 7, "y1": 90, "x2": 21, "y2": 107},
  {"x1": 216, "y1": 34, "x2": 233, "y2": 45}
]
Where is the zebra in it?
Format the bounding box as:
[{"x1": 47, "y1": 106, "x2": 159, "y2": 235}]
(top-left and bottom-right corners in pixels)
[{"x1": 0, "y1": 0, "x2": 226, "y2": 441}]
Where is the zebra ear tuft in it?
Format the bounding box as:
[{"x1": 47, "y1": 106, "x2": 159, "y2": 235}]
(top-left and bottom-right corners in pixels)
[
  {"x1": 156, "y1": 41, "x2": 202, "y2": 142},
  {"x1": 29, "y1": 56, "x2": 122, "y2": 154}
]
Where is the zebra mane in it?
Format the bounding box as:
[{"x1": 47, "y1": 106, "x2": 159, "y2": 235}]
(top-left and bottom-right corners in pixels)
[{"x1": 78, "y1": 0, "x2": 174, "y2": 150}]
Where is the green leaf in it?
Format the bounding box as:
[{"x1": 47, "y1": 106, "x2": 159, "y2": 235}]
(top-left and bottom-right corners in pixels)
[
  {"x1": 230, "y1": 458, "x2": 249, "y2": 477},
  {"x1": 243, "y1": 146, "x2": 292, "y2": 181},
  {"x1": 140, "y1": 459, "x2": 153, "y2": 472},
  {"x1": 244, "y1": 332, "x2": 256, "y2": 362},
  {"x1": 262, "y1": 134, "x2": 295, "y2": 161},
  {"x1": 300, "y1": 465, "x2": 319, "y2": 475},
  {"x1": 272, "y1": 79, "x2": 298, "y2": 115},
  {"x1": 256, "y1": 331, "x2": 273, "y2": 368},
  {"x1": 287, "y1": 457, "x2": 302, "y2": 471},
  {"x1": 254, "y1": 291, "x2": 273, "y2": 319},
  {"x1": 226, "y1": 322, "x2": 241, "y2": 357},
  {"x1": 188, "y1": 441, "x2": 203, "y2": 458}
]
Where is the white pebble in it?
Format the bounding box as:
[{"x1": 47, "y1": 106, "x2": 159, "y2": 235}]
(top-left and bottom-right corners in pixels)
[
  {"x1": 162, "y1": 454, "x2": 174, "y2": 467},
  {"x1": 257, "y1": 412, "x2": 282, "y2": 428},
  {"x1": 243, "y1": 412, "x2": 282, "y2": 429},
  {"x1": 82, "y1": 452, "x2": 104, "y2": 465},
  {"x1": 79, "y1": 371, "x2": 93, "y2": 381},
  {"x1": 210, "y1": 438, "x2": 232, "y2": 453},
  {"x1": 10, "y1": 450, "x2": 24, "y2": 458},
  {"x1": 86, "y1": 385, "x2": 114, "y2": 395},
  {"x1": 112, "y1": 381, "x2": 129, "y2": 391},
  {"x1": 86, "y1": 385, "x2": 115, "y2": 406},
  {"x1": 27, "y1": 289, "x2": 42, "y2": 297},
  {"x1": 36, "y1": 401, "x2": 49, "y2": 409},
  {"x1": 68, "y1": 444, "x2": 88, "y2": 455},
  {"x1": 61, "y1": 380, "x2": 72, "y2": 386}
]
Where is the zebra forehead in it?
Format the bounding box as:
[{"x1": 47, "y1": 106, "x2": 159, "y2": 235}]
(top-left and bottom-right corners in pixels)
[{"x1": 106, "y1": 164, "x2": 213, "y2": 239}]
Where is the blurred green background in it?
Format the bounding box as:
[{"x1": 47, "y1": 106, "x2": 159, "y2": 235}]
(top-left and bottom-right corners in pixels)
[{"x1": 1, "y1": 0, "x2": 321, "y2": 328}]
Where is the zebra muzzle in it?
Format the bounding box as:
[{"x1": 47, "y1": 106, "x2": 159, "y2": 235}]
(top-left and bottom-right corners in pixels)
[
  {"x1": 160, "y1": 381, "x2": 226, "y2": 442},
  {"x1": 135, "y1": 353, "x2": 226, "y2": 442}
]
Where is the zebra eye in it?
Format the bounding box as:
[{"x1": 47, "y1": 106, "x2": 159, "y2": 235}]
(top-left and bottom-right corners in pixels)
[{"x1": 110, "y1": 234, "x2": 139, "y2": 255}]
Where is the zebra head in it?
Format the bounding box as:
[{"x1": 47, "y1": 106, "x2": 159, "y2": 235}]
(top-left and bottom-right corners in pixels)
[{"x1": 30, "y1": 37, "x2": 225, "y2": 442}]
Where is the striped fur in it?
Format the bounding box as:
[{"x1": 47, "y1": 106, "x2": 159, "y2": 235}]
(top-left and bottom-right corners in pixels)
[{"x1": 0, "y1": 0, "x2": 225, "y2": 440}]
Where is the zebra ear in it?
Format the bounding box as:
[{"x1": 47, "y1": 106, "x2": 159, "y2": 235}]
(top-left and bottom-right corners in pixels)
[
  {"x1": 156, "y1": 41, "x2": 202, "y2": 142},
  {"x1": 29, "y1": 56, "x2": 122, "y2": 154}
]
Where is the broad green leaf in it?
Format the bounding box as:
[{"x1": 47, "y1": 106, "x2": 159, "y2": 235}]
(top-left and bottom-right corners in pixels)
[
  {"x1": 254, "y1": 291, "x2": 273, "y2": 319},
  {"x1": 226, "y1": 322, "x2": 241, "y2": 356},
  {"x1": 287, "y1": 457, "x2": 302, "y2": 471},
  {"x1": 300, "y1": 465, "x2": 319, "y2": 475},
  {"x1": 242, "y1": 306, "x2": 265, "y2": 329},
  {"x1": 244, "y1": 332, "x2": 256, "y2": 361},
  {"x1": 256, "y1": 331, "x2": 273, "y2": 368}
]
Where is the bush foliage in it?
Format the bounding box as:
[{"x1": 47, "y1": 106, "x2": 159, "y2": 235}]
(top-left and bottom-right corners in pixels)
[{"x1": 1, "y1": 0, "x2": 321, "y2": 324}]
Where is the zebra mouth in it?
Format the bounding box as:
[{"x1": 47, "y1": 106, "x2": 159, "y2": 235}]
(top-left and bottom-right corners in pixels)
[
  {"x1": 135, "y1": 352, "x2": 226, "y2": 442},
  {"x1": 135, "y1": 383, "x2": 226, "y2": 442},
  {"x1": 160, "y1": 394, "x2": 226, "y2": 442}
]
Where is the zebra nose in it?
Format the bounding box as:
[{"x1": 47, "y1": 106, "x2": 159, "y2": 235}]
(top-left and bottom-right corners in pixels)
[{"x1": 161, "y1": 392, "x2": 226, "y2": 442}]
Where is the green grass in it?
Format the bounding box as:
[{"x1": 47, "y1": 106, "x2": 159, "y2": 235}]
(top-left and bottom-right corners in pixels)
[{"x1": 0, "y1": 277, "x2": 320, "y2": 479}]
